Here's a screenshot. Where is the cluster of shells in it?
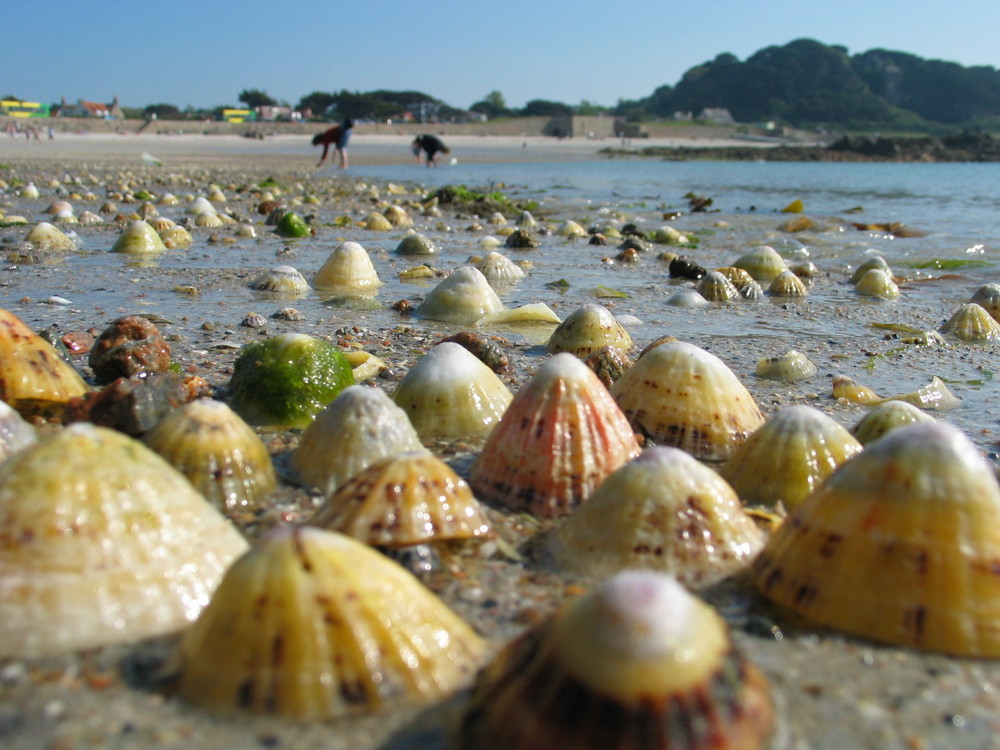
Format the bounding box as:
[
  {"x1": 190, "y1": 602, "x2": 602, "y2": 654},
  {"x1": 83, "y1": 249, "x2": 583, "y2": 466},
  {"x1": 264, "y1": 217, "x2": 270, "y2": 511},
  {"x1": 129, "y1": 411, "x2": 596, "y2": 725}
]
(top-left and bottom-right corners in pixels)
[{"x1": 2, "y1": 162, "x2": 1000, "y2": 749}]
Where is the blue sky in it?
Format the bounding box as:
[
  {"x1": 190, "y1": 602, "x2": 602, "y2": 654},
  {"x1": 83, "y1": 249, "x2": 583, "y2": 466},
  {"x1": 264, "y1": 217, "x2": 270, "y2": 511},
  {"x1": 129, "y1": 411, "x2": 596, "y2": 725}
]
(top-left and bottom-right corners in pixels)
[{"x1": 7, "y1": 0, "x2": 999, "y2": 111}]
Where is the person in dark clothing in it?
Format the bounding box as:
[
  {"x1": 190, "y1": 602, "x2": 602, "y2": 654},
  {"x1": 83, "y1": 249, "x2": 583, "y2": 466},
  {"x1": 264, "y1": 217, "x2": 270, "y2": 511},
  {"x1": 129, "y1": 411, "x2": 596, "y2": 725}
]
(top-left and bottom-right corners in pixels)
[
  {"x1": 312, "y1": 118, "x2": 354, "y2": 168},
  {"x1": 411, "y1": 134, "x2": 450, "y2": 166}
]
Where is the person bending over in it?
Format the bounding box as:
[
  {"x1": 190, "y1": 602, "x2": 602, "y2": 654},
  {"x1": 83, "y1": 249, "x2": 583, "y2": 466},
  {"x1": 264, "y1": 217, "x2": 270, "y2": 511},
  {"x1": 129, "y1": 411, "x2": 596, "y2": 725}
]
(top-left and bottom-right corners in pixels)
[
  {"x1": 313, "y1": 118, "x2": 354, "y2": 168},
  {"x1": 412, "y1": 134, "x2": 450, "y2": 166}
]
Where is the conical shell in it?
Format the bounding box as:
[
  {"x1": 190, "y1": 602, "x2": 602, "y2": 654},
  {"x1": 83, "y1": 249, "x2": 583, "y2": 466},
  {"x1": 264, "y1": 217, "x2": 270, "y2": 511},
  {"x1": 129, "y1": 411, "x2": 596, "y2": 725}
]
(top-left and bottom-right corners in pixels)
[
  {"x1": 754, "y1": 350, "x2": 817, "y2": 381},
  {"x1": 848, "y1": 256, "x2": 893, "y2": 285},
  {"x1": 456, "y1": 570, "x2": 774, "y2": 750},
  {"x1": 719, "y1": 405, "x2": 862, "y2": 510},
  {"x1": 0, "y1": 308, "x2": 89, "y2": 418},
  {"x1": 25, "y1": 221, "x2": 77, "y2": 252},
  {"x1": 610, "y1": 341, "x2": 765, "y2": 461},
  {"x1": 177, "y1": 526, "x2": 485, "y2": 719},
  {"x1": 160, "y1": 225, "x2": 193, "y2": 248},
  {"x1": 969, "y1": 283, "x2": 1000, "y2": 322},
  {"x1": 855, "y1": 268, "x2": 900, "y2": 298},
  {"x1": 363, "y1": 211, "x2": 393, "y2": 230},
  {"x1": 476, "y1": 251, "x2": 525, "y2": 283},
  {"x1": 470, "y1": 353, "x2": 640, "y2": 518},
  {"x1": 383, "y1": 204, "x2": 413, "y2": 227},
  {"x1": 767, "y1": 269, "x2": 808, "y2": 297},
  {"x1": 545, "y1": 303, "x2": 632, "y2": 358},
  {"x1": 554, "y1": 447, "x2": 765, "y2": 586},
  {"x1": 111, "y1": 219, "x2": 167, "y2": 254},
  {"x1": 415, "y1": 267, "x2": 504, "y2": 324},
  {"x1": 313, "y1": 241, "x2": 383, "y2": 292},
  {"x1": 753, "y1": 421, "x2": 1000, "y2": 656},
  {"x1": 939, "y1": 302, "x2": 1000, "y2": 341},
  {"x1": 0, "y1": 423, "x2": 248, "y2": 658},
  {"x1": 0, "y1": 399, "x2": 37, "y2": 462},
  {"x1": 290, "y1": 385, "x2": 426, "y2": 496},
  {"x1": 396, "y1": 232, "x2": 438, "y2": 255},
  {"x1": 732, "y1": 245, "x2": 787, "y2": 281},
  {"x1": 849, "y1": 399, "x2": 935, "y2": 445},
  {"x1": 312, "y1": 451, "x2": 491, "y2": 546},
  {"x1": 248, "y1": 265, "x2": 311, "y2": 296},
  {"x1": 393, "y1": 342, "x2": 512, "y2": 440},
  {"x1": 142, "y1": 399, "x2": 278, "y2": 513},
  {"x1": 696, "y1": 270, "x2": 739, "y2": 302},
  {"x1": 556, "y1": 219, "x2": 587, "y2": 238}
]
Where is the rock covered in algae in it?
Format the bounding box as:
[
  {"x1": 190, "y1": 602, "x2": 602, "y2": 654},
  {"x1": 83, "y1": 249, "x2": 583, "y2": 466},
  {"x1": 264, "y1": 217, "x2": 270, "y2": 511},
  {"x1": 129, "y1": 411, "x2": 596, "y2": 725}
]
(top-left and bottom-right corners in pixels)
[
  {"x1": 274, "y1": 210, "x2": 311, "y2": 237},
  {"x1": 227, "y1": 333, "x2": 354, "y2": 428},
  {"x1": 0, "y1": 423, "x2": 249, "y2": 658}
]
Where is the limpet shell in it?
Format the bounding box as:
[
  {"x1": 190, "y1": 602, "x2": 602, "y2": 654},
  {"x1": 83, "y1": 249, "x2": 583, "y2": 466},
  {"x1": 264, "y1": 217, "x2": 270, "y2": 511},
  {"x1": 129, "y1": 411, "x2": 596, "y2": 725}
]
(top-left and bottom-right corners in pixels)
[
  {"x1": 754, "y1": 350, "x2": 817, "y2": 381},
  {"x1": 0, "y1": 399, "x2": 37, "y2": 462},
  {"x1": 545, "y1": 303, "x2": 632, "y2": 358},
  {"x1": 313, "y1": 240, "x2": 382, "y2": 293},
  {"x1": 160, "y1": 225, "x2": 193, "y2": 248},
  {"x1": 969, "y1": 283, "x2": 1000, "y2": 321},
  {"x1": 848, "y1": 255, "x2": 892, "y2": 285},
  {"x1": 111, "y1": 219, "x2": 167, "y2": 254},
  {"x1": 470, "y1": 353, "x2": 640, "y2": 518},
  {"x1": 393, "y1": 342, "x2": 512, "y2": 440},
  {"x1": 849, "y1": 399, "x2": 935, "y2": 445},
  {"x1": 887, "y1": 375, "x2": 961, "y2": 411},
  {"x1": 610, "y1": 340, "x2": 765, "y2": 461},
  {"x1": 556, "y1": 219, "x2": 587, "y2": 238},
  {"x1": 939, "y1": 302, "x2": 1000, "y2": 341},
  {"x1": 414, "y1": 267, "x2": 504, "y2": 324},
  {"x1": 143, "y1": 398, "x2": 278, "y2": 513},
  {"x1": 719, "y1": 405, "x2": 862, "y2": 510},
  {"x1": 666, "y1": 288, "x2": 710, "y2": 308},
  {"x1": 177, "y1": 526, "x2": 485, "y2": 719},
  {"x1": 25, "y1": 221, "x2": 77, "y2": 252},
  {"x1": 831, "y1": 374, "x2": 881, "y2": 405},
  {"x1": 753, "y1": 421, "x2": 1000, "y2": 656},
  {"x1": 290, "y1": 385, "x2": 426, "y2": 496},
  {"x1": 733, "y1": 245, "x2": 788, "y2": 281},
  {"x1": 0, "y1": 308, "x2": 89, "y2": 417},
  {"x1": 554, "y1": 447, "x2": 765, "y2": 586},
  {"x1": 383, "y1": 204, "x2": 413, "y2": 227},
  {"x1": 312, "y1": 451, "x2": 491, "y2": 546},
  {"x1": 0, "y1": 423, "x2": 248, "y2": 658},
  {"x1": 854, "y1": 268, "x2": 900, "y2": 298},
  {"x1": 696, "y1": 270, "x2": 739, "y2": 302},
  {"x1": 767, "y1": 269, "x2": 808, "y2": 297},
  {"x1": 456, "y1": 570, "x2": 774, "y2": 750},
  {"x1": 363, "y1": 211, "x2": 393, "y2": 231},
  {"x1": 475, "y1": 251, "x2": 525, "y2": 284},
  {"x1": 396, "y1": 232, "x2": 438, "y2": 256},
  {"x1": 249, "y1": 265, "x2": 311, "y2": 296}
]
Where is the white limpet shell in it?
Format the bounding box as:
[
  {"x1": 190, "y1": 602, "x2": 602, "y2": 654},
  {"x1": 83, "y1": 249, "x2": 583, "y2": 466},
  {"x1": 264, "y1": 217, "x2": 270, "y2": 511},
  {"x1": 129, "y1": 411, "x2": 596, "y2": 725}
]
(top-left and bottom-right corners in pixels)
[
  {"x1": 855, "y1": 268, "x2": 900, "y2": 298},
  {"x1": 111, "y1": 219, "x2": 167, "y2": 254},
  {"x1": 939, "y1": 302, "x2": 1000, "y2": 341},
  {"x1": 456, "y1": 570, "x2": 774, "y2": 750},
  {"x1": 194, "y1": 210, "x2": 225, "y2": 228},
  {"x1": 148, "y1": 216, "x2": 176, "y2": 233},
  {"x1": 0, "y1": 423, "x2": 249, "y2": 658},
  {"x1": 970, "y1": 283, "x2": 1000, "y2": 322},
  {"x1": 312, "y1": 451, "x2": 492, "y2": 546},
  {"x1": 556, "y1": 219, "x2": 587, "y2": 238},
  {"x1": 732, "y1": 245, "x2": 788, "y2": 281},
  {"x1": 160, "y1": 225, "x2": 193, "y2": 248},
  {"x1": 545, "y1": 303, "x2": 632, "y2": 358},
  {"x1": 611, "y1": 340, "x2": 765, "y2": 461},
  {"x1": 850, "y1": 399, "x2": 935, "y2": 445},
  {"x1": 186, "y1": 196, "x2": 215, "y2": 215},
  {"x1": 476, "y1": 302, "x2": 561, "y2": 327},
  {"x1": 24, "y1": 221, "x2": 77, "y2": 252},
  {"x1": 885, "y1": 376, "x2": 961, "y2": 411},
  {"x1": 470, "y1": 353, "x2": 640, "y2": 519},
  {"x1": 515, "y1": 210, "x2": 537, "y2": 228},
  {"x1": 290, "y1": 385, "x2": 426, "y2": 496},
  {"x1": 666, "y1": 288, "x2": 711, "y2": 308},
  {"x1": 554, "y1": 447, "x2": 765, "y2": 586},
  {"x1": 393, "y1": 342, "x2": 513, "y2": 440},
  {"x1": 0, "y1": 399, "x2": 37, "y2": 462},
  {"x1": 476, "y1": 251, "x2": 526, "y2": 283},
  {"x1": 478, "y1": 235, "x2": 503, "y2": 250},
  {"x1": 78, "y1": 210, "x2": 103, "y2": 226},
  {"x1": 415, "y1": 266, "x2": 504, "y2": 324},
  {"x1": 177, "y1": 526, "x2": 485, "y2": 719},
  {"x1": 249, "y1": 265, "x2": 311, "y2": 296},
  {"x1": 719, "y1": 405, "x2": 862, "y2": 511},
  {"x1": 754, "y1": 350, "x2": 818, "y2": 381},
  {"x1": 142, "y1": 399, "x2": 278, "y2": 513},
  {"x1": 313, "y1": 241, "x2": 382, "y2": 293},
  {"x1": 753, "y1": 421, "x2": 1000, "y2": 656}
]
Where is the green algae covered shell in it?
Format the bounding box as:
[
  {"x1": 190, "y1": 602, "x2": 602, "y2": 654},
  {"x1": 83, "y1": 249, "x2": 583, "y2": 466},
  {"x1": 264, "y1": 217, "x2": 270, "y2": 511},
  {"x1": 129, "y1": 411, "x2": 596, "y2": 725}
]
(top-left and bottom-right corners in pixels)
[
  {"x1": 275, "y1": 211, "x2": 311, "y2": 238},
  {"x1": 227, "y1": 333, "x2": 354, "y2": 428}
]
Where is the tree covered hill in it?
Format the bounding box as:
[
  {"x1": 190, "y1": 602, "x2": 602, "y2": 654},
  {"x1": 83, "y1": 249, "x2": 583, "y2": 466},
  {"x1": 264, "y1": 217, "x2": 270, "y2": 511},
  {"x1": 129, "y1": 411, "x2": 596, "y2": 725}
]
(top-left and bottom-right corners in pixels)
[{"x1": 616, "y1": 38, "x2": 1000, "y2": 131}]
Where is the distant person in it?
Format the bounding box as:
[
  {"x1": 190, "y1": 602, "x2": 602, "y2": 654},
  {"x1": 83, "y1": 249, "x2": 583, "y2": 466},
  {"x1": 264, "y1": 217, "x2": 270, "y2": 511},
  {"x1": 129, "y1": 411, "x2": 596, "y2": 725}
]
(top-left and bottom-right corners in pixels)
[
  {"x1": 312, "y1": 118, "x2": 354, "y2": 168},
  {"x1": 412, "y1": 134, "x2": 450, "y2": 167}
]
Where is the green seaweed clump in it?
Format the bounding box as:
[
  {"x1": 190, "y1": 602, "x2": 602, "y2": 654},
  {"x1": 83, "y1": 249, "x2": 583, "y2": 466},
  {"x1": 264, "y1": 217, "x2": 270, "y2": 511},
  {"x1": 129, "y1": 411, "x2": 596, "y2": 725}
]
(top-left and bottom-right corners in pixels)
[
  {"x1": 227, "y1": 333, "x2": 354, "y2": 428},
  {"x1": 275, "y1": 211, "x2": 311, "y2": 238}
]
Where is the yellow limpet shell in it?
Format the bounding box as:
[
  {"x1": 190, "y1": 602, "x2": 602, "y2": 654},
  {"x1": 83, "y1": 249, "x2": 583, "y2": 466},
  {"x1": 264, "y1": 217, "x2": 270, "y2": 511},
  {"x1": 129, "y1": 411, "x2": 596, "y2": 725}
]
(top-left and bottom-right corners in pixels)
[
  {"x1": 719, "y1": 405, "x2": 862, "y2": 511},
  {"x1": 160, "y1": 225, "x2": 193, "y2": 248},
  {"x1": 850, "y1": 399, "x2": 935, "y2": 445},
  {"x1": 732, "y1": 245, "x2": 788, "y2": 281},
  {"x1": 194, "y1": 211, "x2": 225, "y2": 228},
  {"x1": 456, "y1": 571, "x2": 774, "y2": 750},
  {"x1": 753, "y1": 421, "x2": 1000, "y2": 656},
  {"x1": 970, "y1": 283, "x2": 1000, "y2": 322},
  {"x1": 697, "y1": 270, "x2": 739, "y2": 302},
  {"x1": 848, "y1": 256, "x2": 892, "y2": 285},
  {"x1": 767, "y1": 269, "x2": 808, "y2": 297},
  {"x1": 831, "y1": 374, "x2": 881, "y2": 405},
  {"x1": 556, "y1": 219, "x2": 587, "y2": 238},
  {"x1": 25, "y1": 221, "x2": 77, "y2": 252},
  {"x1": 855, "y1": 268, "x2": 900, "y2": 298},
  {"x1": 0, "y1": 308, "x2": 89, "y2": 418},
  {"x1": 142, "y1": 398, "x2": 278, "y2": 513},
  {"x1": 611, "y1": 340, "x2": 765, "y2": 461},
  {"x1": 177, "y1": 526, "x2": 485, "y2": 719},
  {"x1": 940, "y1": 302, "x2": 1000, "y2": 341},
  {"x1": 470, "y1": 353, "x2": 640, "y2": 518},
  {"x1": 393, "y1": 342, "x2": 512, "y2": 440},
  {"x1": 545, "y1": 303, "x2": 632, "y2": 358},
  {"x1": 314, "y1": 240, "x2": 383, "y2": 292},
  {"x1": 554, "y1": 447, "x2": 765, "y2": 586},
  {"x1": 0, "y1": 423, "x2": 249, "y2": 658},
  {"x1": 383, "y1": 204, "x2": 413, "y2": 227},
  {"x1": 312, "y1": 451, "x2": 491, "y2": 546},
  {"x1": 415, "y1": 266, "x2": 504, "y2": 324},
  {"x1": 290, "y1": 385, "x2": 426, "y2": 496},
  {"x1": 111, "y1": 219, "x2": 167, "y2": 254},
  {"x1": 362, "y1": 211, "x2": 393, "y2": 230},
  {"x1": 754, "y1": 350, "x2": 817, "y2": 381}
]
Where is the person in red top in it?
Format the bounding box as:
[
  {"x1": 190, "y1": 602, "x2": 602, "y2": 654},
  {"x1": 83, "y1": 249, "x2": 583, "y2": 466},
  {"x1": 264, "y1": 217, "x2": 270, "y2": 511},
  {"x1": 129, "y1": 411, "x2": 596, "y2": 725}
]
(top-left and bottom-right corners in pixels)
[{"x1": 312, "y1": 118, "x2": 354, "y2": 168}]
